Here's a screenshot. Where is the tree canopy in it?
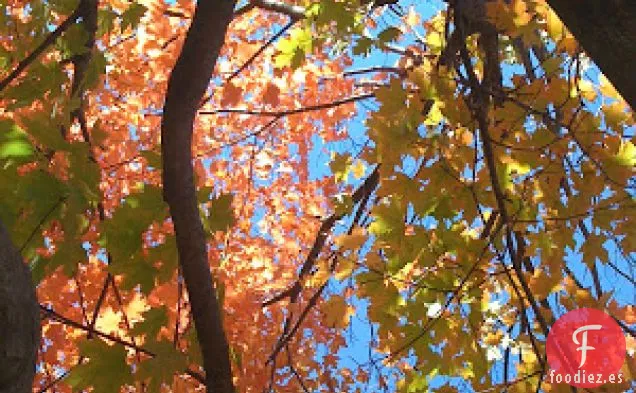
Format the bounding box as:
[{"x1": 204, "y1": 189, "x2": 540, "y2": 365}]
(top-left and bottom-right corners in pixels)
[{"x1": 0, "y1": 0, "x2": 634, "y2": 392}]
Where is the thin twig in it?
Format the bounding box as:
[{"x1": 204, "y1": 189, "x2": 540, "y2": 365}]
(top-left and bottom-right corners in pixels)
[
  {"x1": 20, "y1": 196, "x2": 65, "y2": 252},
  {"x1": 0, "y1": 3, "x2": 83, "y2": 93},
  {"x1": 200, "y1": 93, "x2": 374, "y2": 117}
]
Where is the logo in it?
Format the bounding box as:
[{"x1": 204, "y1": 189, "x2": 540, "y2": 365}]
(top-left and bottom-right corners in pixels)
[
  {"x1": 546, "y1": 308, "x2": 626, "y2": 388},
  {"x1": 571, "y1": 324, "x2": 602, "y2": 368}
]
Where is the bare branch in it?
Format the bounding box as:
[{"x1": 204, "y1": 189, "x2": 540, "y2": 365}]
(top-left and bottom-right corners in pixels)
[
  {"x1": 200, "y1": 92, "x2": 375, "y2": 117},
  {"x1": 160, "y1": 0, "x2": 237, "y2": 391},
  {"x1": 248, "y1": 0, "x2": 305, "y2": 20},
  {"x1": 0, "y1": 2, "x2": 83, "y2": 93}
]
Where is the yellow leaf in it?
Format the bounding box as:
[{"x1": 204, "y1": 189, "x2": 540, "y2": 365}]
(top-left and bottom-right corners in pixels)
[
  {"x1": 511, "y1": 0, "x2": 532, "y2": 27},
  {"x1": 95, "y1": 307, "x2": 123, "y2": 335},
  {"x1": 322, "y1": 295, "x2": 354, "y2": 329},
  {"x1": 125, "y1": 292, "x2": 149, "y2": 324},
  {"x1": 305, "y1": 260, "x2": 331, "y2": 288},
  {"x1": 616, "y1": 140, "x2": 636, "y2": 166},
  {"x1": 405, "y1": 6, "x2": 420, "y2": 27},
  {"x1": 528, "y1": 269, "x2": 561, "y2": 300},
  {"x1": 335, "y1": 227, "x2": 367, "y2": 250},
  {"x1": 335, "y1": 257, "x2": 356, "y2": 281},
  {"x1": 351, "y1": 160, "x2": 366, "y2": 179},
  {"x1": 545, "y1": 8, "x2": 567, "y2": 41},
  {"x1": 599, "y1": 73, "x2": 622, "y2": 99},
  {"x1": 574, "y1": 289, "x2": 595, "y2": 307},
  {"x1": 570, "y1": 79, "x2": 597, "y2": 101},
  {"x1": 603, "y1": 101, "x2": 629, "y2": 130},
  {"x1": 426, "y1": 31, "x2": 444, "y2": 53}
]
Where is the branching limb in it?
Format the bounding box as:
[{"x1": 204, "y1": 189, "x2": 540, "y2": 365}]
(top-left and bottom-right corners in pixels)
[
  {"x1": 201, "y1": 92, "x2": 375, "y2": 117},
  {"x1": 0, "y1": 2, "x2": 84, "y2": 93},
  {"x1": 39, "y1": 305, "x2": 207, "y2": 385},
  {"x1": 160, "y1": 0, "x2": 237, "y2": 391},
  {"x1": 263, "y1": 166, "x2": 379, "y2": 307},
  {"x1": 65, "y1": 0, "x2": 98, "y2": 141}
]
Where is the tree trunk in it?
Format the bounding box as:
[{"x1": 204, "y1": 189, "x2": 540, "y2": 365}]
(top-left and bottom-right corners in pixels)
[
  {"x1": 0, "y1": 219, "x2": 40, "y2": 393},
  {"x1": 546, "y1": 0, "x2": 636, "y2": 110},
  {"x1": 160, "y1": 0, "x2": 237, "y2": 392}
]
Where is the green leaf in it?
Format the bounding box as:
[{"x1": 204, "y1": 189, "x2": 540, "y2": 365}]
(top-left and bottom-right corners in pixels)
[
  {"x1": 141, "y1": 149, "x2": 162, "y2": 169},
  {"x1": 109, "y1": 253, "x2": 158, "y2": 294},
  {"x1": 541, "y1": 56, "x2": 562, "y2": 76},
  {"x1": 84, "y1": 50, "x2": 108, "y2": 89},
  {"x1": 99, "y1": 184, "x2": 167, "y2": 262},
  {"x1": 615, "y1": 140, "x2": 636, "y2": 166},
  {"x1": 369, "y1": 197, "x2": 405, "y2": 239},
  {"x1": 202, "y1": 193, "x2": 235, "y2": 233},
  {"x1": 353, "y1": 36, "x2": 373, "y2": 56},
  {"x1": 121, "y1": 3, "x2": 148, "y2": 32},
  {"x1": 274, "y1": 27, "x2": 313, "y2": 69},
  {"x1": 329, "y1": 152, "x2": 352, "y2": 182},
  {"x1": 378, "y1": 27, "x2": 402, "y2": 44},
  {"x1": 67, "y1": 340, "x2": 133, "y2": 393},
  {"x1": 131, "y1": 306, "x2": 168, "y2": 339},
  {"x1": 0, "y1": 139, "x2": 33, "y2": 159},
  {"x1": 59, "y1": 23, "x2": 89, "y2": 57},
  {"x1": 44, "y1": 240, "x2": 86, "y2": 278},
  {"x1": 407, "y1": 373, "x2": 429, "y2": 392},
  {"x1": 18, "y1": 112, "x2": 70, "y2": 151},
  {"x1": 2, "y1": 171, "x2": 67, "y2": 253},
  {"x1": 49, "y1": 0, "x2": 80, "y2": 14},
  {"x1": 313, "y1": 0, "x2": 355, "y2": 30},
  {"x1": 0, "y1": 120, "x2": 34, "y2": 160},
  {"x1": 137, "y1": 340, "x2": 188, "y2": 393},
  {"x1": 68, "y1": 142, "x2": 102, "y2": 203},
  {"x1": 147, "y1": 237, "x2": 179, "y2": 283},
  {"x1": 197, "y1": 185, "x2": 213, "y2": 203},
  {"x1": 97, "y1": 7, "x2": 118, "y2": 36},
  {"x1": 184, "y1": 329, "x2": 203, "y2": 365}
]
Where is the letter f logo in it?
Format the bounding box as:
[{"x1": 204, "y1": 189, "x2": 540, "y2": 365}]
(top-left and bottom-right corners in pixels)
[{"x1": 572, "y1": 325, "x2": 602, "y2": 368}]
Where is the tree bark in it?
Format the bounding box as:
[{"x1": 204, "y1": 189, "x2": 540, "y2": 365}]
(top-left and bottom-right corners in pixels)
[
  {"x1": 0, "y1": 219, "x2": 40, "y2": 393},
  {"x1": 160, "y1": 0, "x2": 237, "y2": 392},
  {"x1": 546, "y1": 0, "x2": 636, "y2": 110}
]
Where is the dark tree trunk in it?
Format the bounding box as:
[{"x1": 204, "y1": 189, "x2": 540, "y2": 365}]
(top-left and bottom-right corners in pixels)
[
  {"x1": 161, "y1": 0, "x2": 237, "y2": 392},
  {"x1": 546, "y1": 0, "x2": 636, "y2": 110},
  {"x1": 0, "y1": 219, "x2": 40, "y2": 393}
]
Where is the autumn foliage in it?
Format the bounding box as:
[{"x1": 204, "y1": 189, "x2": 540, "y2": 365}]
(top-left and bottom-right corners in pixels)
[{"x1": 0, "y1": 0, "x2": 634, "y2": 392}]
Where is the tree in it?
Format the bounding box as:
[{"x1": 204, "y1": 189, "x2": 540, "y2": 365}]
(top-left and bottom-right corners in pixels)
[
  {"x1": 0, "y1": 0, "x2": 634, "y2": 392},
  {"x1": 0, "y1": 219, "x2": 39, "y2": 393},
  {"x1": 160, "y1": 0, "x2": 236, "y2": 391},
  {"x1": 545, "y1": 0, "x2": 636, "y2": 110}
]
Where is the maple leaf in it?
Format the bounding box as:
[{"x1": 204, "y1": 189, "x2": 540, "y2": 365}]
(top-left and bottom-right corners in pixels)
[
  {"x1": 131, "y1": 306, "x2": 168, "y2": 340},
  {"x1": 322, "y1": 295, "x2": 354, "y2": 329},
  {"x1": 262, "y1": 82, "x2": 281, "y2": 107},
  {"x1": 221, "y1": 81, "x2": 243, "y2": 107},
  {"x1": 201, "y1": 193, "x2": 235, "y2": 233},
  {"x1": 136, "y1": 340, "x2": 189, "y2": 393},
  {"x1": 66, "y1": 340, "x2": 133, "y2": 393},
  {"x1": 1, "y1": 1, "x2": 634, "y2": 392},
  {"x1": 0, "y1": 120, "x2": 34, "y2": 160}
]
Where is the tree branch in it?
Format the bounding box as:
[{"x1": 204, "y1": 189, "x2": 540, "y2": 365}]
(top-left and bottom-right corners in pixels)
[
  {"x1": 39, "y1": 305, "x2": 208, "y2": 385},
  {"x1": 200, "y1": 92, "x2": 375, "y2": 117},
  {"x1": 225, "y1": 20, "x2": 296, "y2": 83},
  {"x1": 545, "y1": 0, "x2": 636, "y2": 109},
  {"x1": 0, "y1": 1, "x2": 84, "y2": 93},
  {"x1": 457, "y1": 27, "x2": 551, "y2": 337},
  {"x1": 262, "y1": 166, "x2": 379, "y2": 307},
  {"x1": 160, "y1": 0, "x2": 237, "y2": 392},
  {"x1": 244, "y1": 0, "x2": 305, "y2": 20}
]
